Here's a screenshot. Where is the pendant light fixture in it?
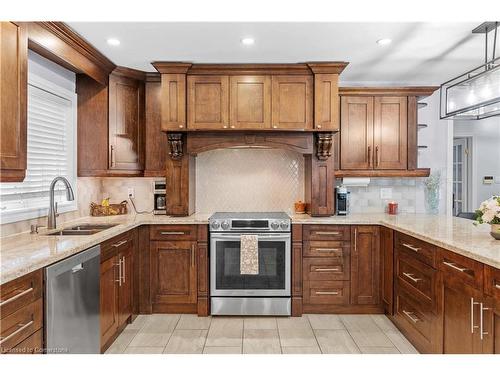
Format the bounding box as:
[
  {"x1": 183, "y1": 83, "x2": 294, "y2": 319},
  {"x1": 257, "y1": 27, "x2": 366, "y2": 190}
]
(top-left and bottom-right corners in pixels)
[{"x1": 440, "y1": 22, "x2": 500, "y2": 120}]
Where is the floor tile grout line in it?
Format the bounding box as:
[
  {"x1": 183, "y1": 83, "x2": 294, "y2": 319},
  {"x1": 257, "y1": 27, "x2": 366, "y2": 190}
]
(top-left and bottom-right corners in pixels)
[
  {"x1": 306, "y1": 314, "x2": 323, "y2": 354},
  {"x1": 201, "y1": 314, "x2": 213, "y2": 353},
  {"x1": 339, "y1": 315, "x2": 363, "y2": 354},
  {"x1": 162, "y1": 314, "x2": 181, "y2": 353}
]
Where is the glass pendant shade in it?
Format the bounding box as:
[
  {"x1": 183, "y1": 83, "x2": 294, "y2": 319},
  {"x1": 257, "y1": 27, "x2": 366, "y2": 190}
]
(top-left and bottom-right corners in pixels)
[{"x1": 440, "y1": 57, "x2": 500, "y2": 120}]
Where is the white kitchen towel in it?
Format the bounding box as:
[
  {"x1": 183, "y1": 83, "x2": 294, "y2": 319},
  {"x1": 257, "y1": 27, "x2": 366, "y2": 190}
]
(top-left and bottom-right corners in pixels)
[{"x1": 240, "y1": 235, "x2": 259, "y2": 275}]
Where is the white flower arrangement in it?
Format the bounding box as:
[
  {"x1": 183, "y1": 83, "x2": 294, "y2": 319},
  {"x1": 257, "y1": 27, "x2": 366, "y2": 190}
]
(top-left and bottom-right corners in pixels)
[{"x1": 474, "y1": 196, "x2": 500, "y2": 225}]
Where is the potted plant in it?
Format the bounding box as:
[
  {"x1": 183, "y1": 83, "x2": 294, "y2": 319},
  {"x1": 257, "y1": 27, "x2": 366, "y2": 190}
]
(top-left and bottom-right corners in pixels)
[{"x1": 474, "y1": 195, "x2": 500, "y2": 239}]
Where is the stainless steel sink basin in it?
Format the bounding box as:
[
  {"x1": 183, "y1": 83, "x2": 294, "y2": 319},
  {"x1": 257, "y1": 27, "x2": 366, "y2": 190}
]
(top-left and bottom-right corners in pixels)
[{"x1": 47, "y1": 224, "x2": 117, "y2": 236}]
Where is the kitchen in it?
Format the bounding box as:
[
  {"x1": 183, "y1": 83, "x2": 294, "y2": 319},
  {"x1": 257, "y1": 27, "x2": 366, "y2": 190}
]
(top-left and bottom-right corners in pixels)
[{"x1": 1, "y1": 1, "x2": 500, "y2": 372}]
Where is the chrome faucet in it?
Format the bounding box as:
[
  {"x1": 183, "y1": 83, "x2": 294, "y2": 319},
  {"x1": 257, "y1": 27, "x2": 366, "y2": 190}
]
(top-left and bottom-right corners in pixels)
[{"x1": 47, "y1": 176, "x2": 75, "y2": 229}]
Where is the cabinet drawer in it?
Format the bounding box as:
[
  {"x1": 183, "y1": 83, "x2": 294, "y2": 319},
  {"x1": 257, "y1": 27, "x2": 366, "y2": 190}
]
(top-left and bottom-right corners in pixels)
[
  {"x1": 303, "y1": 225, "x2": 350, "y2": 241},
  {"x1": 303, "y1": 257, "x2": 350, "y2": 281},
  {"x1": 303, "y1": 281, "x2": 350, "y2": 305},
  {"x1": 438, "y1": 249, "x2": 483, "y2": 290},
  {"x1": 150, "y1": 225, "x2": 197, "y2": 241},
  {"x1": 303, "y1": 241, "x2": 349, "y2": 258},
  {"x1": 6, "y1": 329, "x2": 43, "y2": 354},
  {"x1": 101, "y1": 230, "x2": 133, "y2": 260},
  {"x1": 484, "y1": 265, "x2": 500, "y2": 299},
  {"x1": 395, "y1": 232, "x2": 436, "y2": 268},
  {"x1": 394, "y1": 288, "x2": 434, "y2": 344},
  {"x1": 396, "y1": 251, "x2": 437, "y2": 306},
  {"x1": 0, "y1": 299, "x2": 42, "y2": 352},
  {"x1": 0, "y1": 270, "x2": 42, "y2": 318}
]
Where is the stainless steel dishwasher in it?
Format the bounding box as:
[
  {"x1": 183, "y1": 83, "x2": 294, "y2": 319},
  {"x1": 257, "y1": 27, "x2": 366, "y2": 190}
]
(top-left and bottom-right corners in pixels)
[{"x1": 45, "y1": 245, "x2": 100, "y2": 353}]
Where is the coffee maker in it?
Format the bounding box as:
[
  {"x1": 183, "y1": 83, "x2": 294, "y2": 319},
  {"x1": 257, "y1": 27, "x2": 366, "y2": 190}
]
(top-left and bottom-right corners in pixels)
[
  {"x1": 153, "y1": 179, "x2": 166, "y2": 215},
  {"x1": 335, "y1": 186, "x2": 349, "y2": 216}
]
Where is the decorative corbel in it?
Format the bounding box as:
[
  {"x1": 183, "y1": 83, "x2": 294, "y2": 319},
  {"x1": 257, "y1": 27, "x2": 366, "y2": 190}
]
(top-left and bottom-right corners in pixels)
[
  {"x1": 167, "y1": 133, "x2": 184, "y2": 160},
  {"x1": 316, "y1": 133, "x2": 333, "y2": 161}
]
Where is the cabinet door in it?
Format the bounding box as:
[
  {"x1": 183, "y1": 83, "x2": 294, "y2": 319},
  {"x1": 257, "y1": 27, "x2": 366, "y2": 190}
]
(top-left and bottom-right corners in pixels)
[
  {"x1": 373, "y1": 96, "x2": 408, "y2": 170},
  {"x1": 340, "y1": 96, "x2": 374, "y2": 170},
  {"x1": 230, "y1": 75, "x2": 271, "y2": 129},
  {"x1": 160, "y1": 73, "x2": 186, "y2": 131},
  {"x1": 118, "y1": 245, "x2": 133, "y2": 326},
  {"x1": 442, "y1": 277, "x2": 483, "y2": 354},
  {"x1": 351, "y1": 226, "x2": 380, "y2": 305},
  {"x1": 150, "y1": 241, "x2": 197, "y2": 305},
  {"x1": 380, "y1": 226, "x2": 394, "y2": 315},
  {"x1": 100, "y1": 255, "x2": 119, "y2": 348},
  {"x1": 314, "y1": 73, "x2": 339, "y2": 130},
  {"x1": 271, "y1": 75, "x2": 313, "y2": 130},
  {"x1": 187, "y1": 75, "x2": 229, "y2": 129},
  {"x1": 108, "y1": 72, "x2": 145, "y2": 171},
  {"x1": 0, "y1": 22, "x2": 27, "y2": 182},
  {"x1": 482, "y1": 296, "x2": 500, "y2": 354}
]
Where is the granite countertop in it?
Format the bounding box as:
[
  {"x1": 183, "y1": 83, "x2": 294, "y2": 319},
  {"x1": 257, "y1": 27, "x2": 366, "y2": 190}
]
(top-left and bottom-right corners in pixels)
[{"x1": 1, "y1": 212, "x2": 499, "y2": 285}]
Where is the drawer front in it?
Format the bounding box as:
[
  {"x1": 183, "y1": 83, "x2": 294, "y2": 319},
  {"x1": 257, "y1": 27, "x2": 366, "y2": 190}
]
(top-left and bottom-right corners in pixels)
[
  {"x1": 0, "y1": 270, "x2": 42, "y2": 318},
  {"x1": 0, "y1": 299, "x2": 43, "y2": 352},
  {"x1": 395, "y1": 232, "x2": 436, "y2": 268},
  {"x1": 303, "y1": 281, "x2": 350, "y2": 305},
  {"x1": 150, "y1": 225, "x2": 197, "y2": 241},
  {"x1": 396, "y1": 251, "x2": 437, "y2": 305},
  {"x1": 303, "y1": 241, "x2": 349, "y2": 258},
  {"x1": 7, "y1": 329, "x2": 43, "y2": 354},
  {"x1": 438, "y1": 249, "x2": 483, "y2": 290},
  {"x1": 101, "y1": 230, "x2": 133, "y2": 260},
  {"x1": 484, "y1": 266, "x2": 500, "y2": 300},
  {"x1": 394, "y1": 288, "x2": 433, "y2": 343},
  {"x1": 303, "y1": 257, "x2": 350, "y2": 281},
  {"x1": 303, "y1": 225, "x2": 350, "y2": 241}
]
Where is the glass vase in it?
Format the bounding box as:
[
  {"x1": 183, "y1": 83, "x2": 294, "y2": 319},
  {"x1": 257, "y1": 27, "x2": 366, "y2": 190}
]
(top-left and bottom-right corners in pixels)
[{"x1": 425, "y1": 186, "x2": 440, "y2": 214}]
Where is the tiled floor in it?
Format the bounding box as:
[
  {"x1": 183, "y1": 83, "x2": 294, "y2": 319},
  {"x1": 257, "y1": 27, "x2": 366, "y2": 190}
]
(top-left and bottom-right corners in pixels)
[{"x1": 105, "y1": 314, "x2": 418, "y2": 354}]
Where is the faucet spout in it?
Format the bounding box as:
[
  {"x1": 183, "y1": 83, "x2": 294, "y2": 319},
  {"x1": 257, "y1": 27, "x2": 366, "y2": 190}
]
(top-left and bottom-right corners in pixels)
[{"x1": 47, "y1": 177, "x2": 75, "y2": 230}]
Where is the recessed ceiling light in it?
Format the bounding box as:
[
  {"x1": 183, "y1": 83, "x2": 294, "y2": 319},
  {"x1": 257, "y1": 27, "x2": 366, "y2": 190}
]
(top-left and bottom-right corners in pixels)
[
  {"x1": 376, "y1": 38, "x2": 392, "y2": 46},
  {"x1": 107, "y1": 38, "x2": 121, "y2": 46},
  {"x1": 241, "y1": 37, "x2": 255, "y2": 46}
]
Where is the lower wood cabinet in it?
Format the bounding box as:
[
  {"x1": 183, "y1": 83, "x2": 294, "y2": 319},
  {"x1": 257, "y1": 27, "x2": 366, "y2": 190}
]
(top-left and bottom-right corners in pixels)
[
  {"x1": 380, "y1": 226, "x2": 394, "y2": 315},
  {"x1": 483, "y1": 266, "x2": 500, "y2": 354}
]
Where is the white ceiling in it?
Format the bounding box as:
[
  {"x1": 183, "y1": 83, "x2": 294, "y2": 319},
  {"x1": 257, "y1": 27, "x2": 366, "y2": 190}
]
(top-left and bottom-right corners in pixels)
[{"x1": 68, "y1": 22, "x2": 490, "y2": 85}]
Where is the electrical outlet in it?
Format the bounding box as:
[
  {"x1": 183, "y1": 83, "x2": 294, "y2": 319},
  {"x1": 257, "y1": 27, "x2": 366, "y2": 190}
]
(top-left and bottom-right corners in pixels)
[
  {"x1": 127, "y1": 188, "x2": 135, "y2": 199},
  {"x1": 380, "y1": 188, "x2": 393, "y2": 199}
]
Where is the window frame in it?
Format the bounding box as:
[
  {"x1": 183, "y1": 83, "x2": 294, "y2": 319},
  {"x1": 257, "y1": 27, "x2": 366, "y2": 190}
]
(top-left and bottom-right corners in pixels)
[{"x1": 0, "y1": 71, "x2": 78, "y2": 224}]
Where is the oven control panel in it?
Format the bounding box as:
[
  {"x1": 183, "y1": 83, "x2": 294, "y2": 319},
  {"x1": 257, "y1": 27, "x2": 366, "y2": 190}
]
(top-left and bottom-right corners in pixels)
[{"x1": 209, "y1": 213, "x2": 291, "y2": 232}]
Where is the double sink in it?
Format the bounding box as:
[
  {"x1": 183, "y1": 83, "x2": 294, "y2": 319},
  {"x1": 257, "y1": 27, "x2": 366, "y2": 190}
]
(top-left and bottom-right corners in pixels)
[{"x1": 47, "y1": 224, "x2": 117, "y2": 236}]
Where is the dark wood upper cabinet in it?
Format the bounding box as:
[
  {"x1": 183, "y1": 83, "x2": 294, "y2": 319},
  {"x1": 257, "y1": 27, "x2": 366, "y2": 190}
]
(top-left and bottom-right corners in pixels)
[
  {"x1": 108, "y1": 71, "x2": 145, "y2": 172},
  {"x1": 230, "y1": 75, "x2": 271, "y2": 129},
  {"x1": 340, "y1": 96, "x2": 374, "y2": 170},
  {"x1": 373, "y1": 96, "x2": 407, "y2": 170},
  {"x1": 350, "y1": 226, "x2": 380, "y2": 305},
  {"x1": 271, "y1": 75, "x2": 313, "y2": 130},
  {"x1": 314, "y1": 73, "x2": 340, "y2": 131},
  {"x1": 187, "y1": 75, "x2": 229, "y2": 130},
  {"x1": 0, "y1": 22, "x2": 28, "y2": 182}
]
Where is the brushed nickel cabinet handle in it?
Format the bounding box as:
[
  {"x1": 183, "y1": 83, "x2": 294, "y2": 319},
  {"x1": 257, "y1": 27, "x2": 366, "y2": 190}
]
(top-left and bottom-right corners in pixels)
[
  {"x1": 110, "y1": 145, "x2": 115, "y2": 167},
  {"x1": 316, "y1": 248, "x2": 342, "y2": 253},
  {"x1": 403, "y1": 272, "x2": 422, "y2": 283},
  {"x1": 367, "y1": 145, "x2": 371, "y2": 167},
  {"x1": 121, "y1": 257, "x2": 126, "y2": 284},
  {"x1": 314, "y1": 231, "x2": 341, "y2": 236},
  {"x1": 315, "y1": 291, "x2": 339, "y2": 295},
  {"x1": 112, "y1": 240, "x2": 128, "y2": 248},
  {"x1": 0, "y1": 320, "x2": 34, "y2": 345},
  {"x1": 191, "y1": 244, "x2": 196, "y2": 268},
  {"x1": 354, "y1": 228, "x2": 357, "y2": 254},
  {"x1": 443, "y1": 261, "x2": 469, "y2": 273},
  {"x1": 160, "y1": 231, "x2": 185, "y2": 235},
  {"x1": 480, "y1": 303, "x2": 491, "y2": 340},
  {"x1": 115, "y1": 260, "x2": 122, "y2": 286},
  {"x1": 314, "y1": 268, "x2": 340, "y2": 272},
  {"x1": 402, "y1": 243, "x2": 420, "y2": 252},
  {"x1": 0, "y1": 287, "x2": 34, "y2": 307},
  {"x1": 495, "y1": 283, "x2": 500, "y2": 290},
  {"x1": 471, "y1": 297, "x2": 480, "y2": 333},
  {"x1": 402, "y1": 310, "x2": 420, "y2": 324},
  {"x1": 375, "y1": 145, "x2": 379, "y2": 167}
]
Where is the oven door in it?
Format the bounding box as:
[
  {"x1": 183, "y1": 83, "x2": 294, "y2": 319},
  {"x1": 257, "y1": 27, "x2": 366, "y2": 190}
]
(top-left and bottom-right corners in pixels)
[{"x1": 210, "y1": 233, "x2": 291, "y2": 297}]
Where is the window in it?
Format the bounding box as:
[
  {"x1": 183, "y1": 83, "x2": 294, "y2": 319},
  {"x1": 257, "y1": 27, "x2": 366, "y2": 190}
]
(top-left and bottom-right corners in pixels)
[{"x1": 0, "y1": 74, "x2": 77, "y2": 224}]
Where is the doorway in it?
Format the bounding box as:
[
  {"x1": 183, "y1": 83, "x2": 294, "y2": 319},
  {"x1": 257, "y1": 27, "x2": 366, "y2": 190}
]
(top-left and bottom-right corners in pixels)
[{"x1": 452, "y1": 137, "x2": 472, "y2": 216}]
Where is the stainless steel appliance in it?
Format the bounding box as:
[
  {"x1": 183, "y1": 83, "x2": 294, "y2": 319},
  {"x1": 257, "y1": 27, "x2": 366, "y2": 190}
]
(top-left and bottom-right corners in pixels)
[
  {"x1": 336, "y1": 186, "x2": 349, "y2": 215},
  {"x1": 153, "y1": 179, "x2": 166, "y2": 215},
  {"x1": 45, "y1": 245, "x2": 100, "y2": 353},
  {"x1": 209, "y1": 212, "x2": 291, "y2": 316}
]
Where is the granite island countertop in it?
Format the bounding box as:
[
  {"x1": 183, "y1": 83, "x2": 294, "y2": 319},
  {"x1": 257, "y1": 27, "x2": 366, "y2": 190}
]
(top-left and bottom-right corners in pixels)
[{"x1": 1, "y1": 212, "x2": 499, "y2": 284}]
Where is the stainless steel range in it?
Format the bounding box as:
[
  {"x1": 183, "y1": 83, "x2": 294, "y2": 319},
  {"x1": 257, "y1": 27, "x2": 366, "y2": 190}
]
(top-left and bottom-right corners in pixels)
[{"x1": 209, "y1": 212, "x2": 291, "y2": 316}]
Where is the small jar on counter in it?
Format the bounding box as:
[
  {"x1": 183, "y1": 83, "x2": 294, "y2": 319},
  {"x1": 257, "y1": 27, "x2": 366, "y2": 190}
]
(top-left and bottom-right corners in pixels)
[{"x1": 387, "y1": 201, "x2": 398, "y2": 215}]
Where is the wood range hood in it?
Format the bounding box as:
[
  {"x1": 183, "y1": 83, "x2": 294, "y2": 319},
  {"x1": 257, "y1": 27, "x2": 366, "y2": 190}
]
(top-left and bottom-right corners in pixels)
[{"x1": 155, "y1": 62, "x2": 348, "y2": 217}]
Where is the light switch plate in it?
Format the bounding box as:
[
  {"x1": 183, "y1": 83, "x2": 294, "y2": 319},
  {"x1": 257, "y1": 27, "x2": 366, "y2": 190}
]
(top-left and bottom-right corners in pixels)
[{"x1": 380, "y1": 188, "x2": 393, "y2": 199}]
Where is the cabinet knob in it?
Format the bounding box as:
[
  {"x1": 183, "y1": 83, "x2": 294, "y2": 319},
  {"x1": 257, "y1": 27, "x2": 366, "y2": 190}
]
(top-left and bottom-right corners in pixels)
[
  {"x1": 230, "y1": 125, "x2": 235, "y2": 129},
  {"x1": 273, "y1": 125, "x2": 278, "y2": 129},
  {"x1": 179, "y1": 124, "x2": 184, "y2": 128},
  {"x1": 317, "y1": 124, "x2": 322, "y2": 129},
  {"x1": 223, "y1": 125, "x2": 228, "y2": 129}
]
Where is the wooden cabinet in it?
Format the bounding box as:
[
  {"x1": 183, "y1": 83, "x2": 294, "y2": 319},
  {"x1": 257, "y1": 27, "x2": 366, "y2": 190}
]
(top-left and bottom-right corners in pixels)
[
  {"x1": 100, "y1": 230, "x2": 135, "y2": 351},
  {"x1": 380, "y1": 226, "x2": 394, "y2": 315},
  {"x1": 77, "y1": 68, "x2": 145, "y2": 177},
  {"x1": 187, "y1": 75, "x2": 229, "y2": 129},
  {"x1": 314, "y1": 74, "x2": 340, "y2": 130},
  {"x1": 160, "y1": 73, "x2": 187, "y2": 131},
  {"x1": 230, "y1": 75, "x2": 271, "y2": 129},
  {"x1": 271, "y1": 75, "x2": 313, "y2": 130},
  {"x1": 350, "y1": 226, "x2": 380, "y2": 305},
  {"x1": 0, "y1": 22, "x2": 28, "y2": 182},
  {"x1": 108, "y1": 70, "x2": 145, "y2": 172},
  {"x1": 483, "y1": 266, "x2": 500, "y2": 354}
]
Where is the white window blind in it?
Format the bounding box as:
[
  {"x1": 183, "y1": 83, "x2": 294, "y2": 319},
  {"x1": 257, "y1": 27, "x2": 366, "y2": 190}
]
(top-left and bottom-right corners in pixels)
[{"x1": 0, "y1": 80, "x2": 76, "y2": 223}]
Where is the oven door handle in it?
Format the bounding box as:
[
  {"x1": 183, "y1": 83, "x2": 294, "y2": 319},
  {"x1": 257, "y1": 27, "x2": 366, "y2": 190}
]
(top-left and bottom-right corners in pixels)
[{"x1": 210, "y1": 233, "x2": 291, "y2": 240}]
